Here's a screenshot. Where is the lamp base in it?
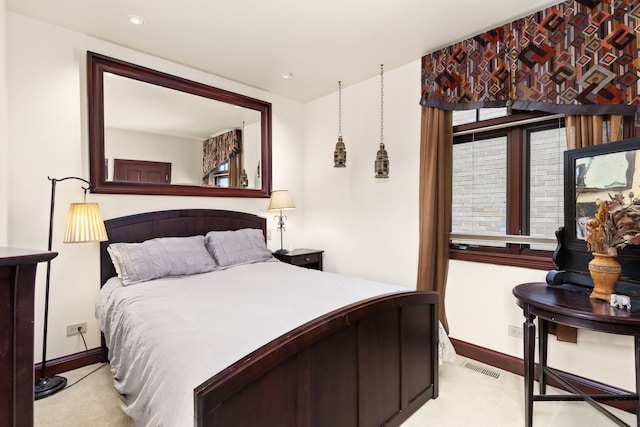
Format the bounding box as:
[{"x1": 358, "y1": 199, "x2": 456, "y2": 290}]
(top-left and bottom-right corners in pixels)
[
  {"x1": 273, "y1": 248, "x2": 289, "y2": 255},
  {"x1": 35, "y1": 375, "x2": 67, "y2": 400}
]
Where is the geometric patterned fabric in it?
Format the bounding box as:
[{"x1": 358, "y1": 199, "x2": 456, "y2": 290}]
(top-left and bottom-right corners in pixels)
[
  {"x1": 203, "y1": 129, "x2": 241, "y2": 175},
  {"x1": 420, "y1": 0, "x2": 639, "y2": 115}
]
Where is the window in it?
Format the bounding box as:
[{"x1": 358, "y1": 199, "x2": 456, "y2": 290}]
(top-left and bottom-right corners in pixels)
[
  {"x1": 452, "y1": 135, "x2": 507, "y2": 248},
  {"x1": 452, "y1": 107, "x2": 508, "y2": 126},
  {"x1": 213, "y1": 161, "x2": 230, "y2": 187},
  {"x1": 450, "y1": 110, "x2": 565, "y2": 269}
]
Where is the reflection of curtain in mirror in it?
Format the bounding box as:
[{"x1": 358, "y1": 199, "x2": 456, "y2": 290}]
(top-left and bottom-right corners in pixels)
[
  {"x1": 203, "y1": 129, "x2": 242, "y2": 185},
  {"x1": 229, "y1": 152, "x2": 242, "y2": 187},
  {"x1": 565, "y1": 115, "x2": 624, "y2": 149}
]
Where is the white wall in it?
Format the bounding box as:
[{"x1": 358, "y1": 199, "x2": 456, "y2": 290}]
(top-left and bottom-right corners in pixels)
[
  {"x1": 6, "y1": 12, "x2": 304, "y2": 362},
  {"x1": 105, "y1": 128, "x2": 201, "y2": 185},
  {"x1": 0, "y1": 0, "x2": 8, "y2": 244},
  {"x1": 242, "y1": 121, "x2": 261, "y2": 189},
  {"x1": 302, "y1": 61, "x2": 636, "y2": 391},
  {"x1": 303, "y1": 62, "x2": 420, "y2": 287},
  {"x1": 447, "y1": 260, "x2": 635, "y2": 390}
]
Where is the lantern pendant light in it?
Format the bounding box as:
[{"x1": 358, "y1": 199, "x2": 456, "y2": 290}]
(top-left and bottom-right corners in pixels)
[
  {"x1": 374, "y1": 64, "x2": 389, "y2": 178},
  {"x1": 333, "y1": 81, "x2": 347, "y2": 167}
]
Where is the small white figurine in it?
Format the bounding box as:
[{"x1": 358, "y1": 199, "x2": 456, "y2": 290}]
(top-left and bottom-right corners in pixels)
[{"x1": 610, "y1": 294, "x2": 632, "y2": 310}]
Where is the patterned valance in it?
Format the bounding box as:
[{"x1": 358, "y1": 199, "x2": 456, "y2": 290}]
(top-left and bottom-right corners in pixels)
[
  {"x1": 420, "y1": 0, "x2": 639, "y2": 115},
  {"x1": 203, "y1": 129, "x2": 241, "y2": 175}
]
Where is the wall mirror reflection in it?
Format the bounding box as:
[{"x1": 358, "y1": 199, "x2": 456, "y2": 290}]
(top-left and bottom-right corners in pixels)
[
  {"x1": 574, "y1": 147, "x2": 638, "y2": 240},
  {"x1": 88, "y1": 52, "x2": 272, "y2": 198}
]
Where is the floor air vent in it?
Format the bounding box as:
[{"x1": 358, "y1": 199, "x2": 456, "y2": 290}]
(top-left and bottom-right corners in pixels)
[{"x1": 463, "y1": 362, "x2": 501, "y2": 379}]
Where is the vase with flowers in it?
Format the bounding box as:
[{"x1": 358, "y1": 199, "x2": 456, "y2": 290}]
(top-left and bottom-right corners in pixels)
[{"x1": 584, "y1": 192, "x2": 640, "y2": 300}]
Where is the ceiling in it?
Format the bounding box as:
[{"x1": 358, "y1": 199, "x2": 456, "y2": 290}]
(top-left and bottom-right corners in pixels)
[{"x1": 6, "y1": 0, "x2": 560, "y2": 103}]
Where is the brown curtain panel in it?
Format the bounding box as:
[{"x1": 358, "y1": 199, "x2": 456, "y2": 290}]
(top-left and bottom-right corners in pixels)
[
  {"x1": 417, "y1": 107, "x2": 453, "y2": 333},
  {"x1": 565, "y1": 115, "x2": 624, "y2": 149},
  {"x1": 229, "y1": 154, "x2": 242, "y2": 188}
]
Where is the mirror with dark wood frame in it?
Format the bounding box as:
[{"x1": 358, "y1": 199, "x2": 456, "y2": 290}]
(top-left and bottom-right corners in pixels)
[
  {"x1": 87, "y1": 52, "x2": 272, "y2": 198},
  {"x1": 548, "y1": 138, "x2": 640, "y2": 297}
]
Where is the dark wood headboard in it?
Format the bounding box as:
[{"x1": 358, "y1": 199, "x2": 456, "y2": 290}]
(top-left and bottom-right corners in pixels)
[{"x1": 100, "y1": 209, "x2": 267, "y2": 286}]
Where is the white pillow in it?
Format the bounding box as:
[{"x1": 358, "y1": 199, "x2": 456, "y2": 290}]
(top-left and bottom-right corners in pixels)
[
  {"x1": 205, "y1": 228, "x2": 272, "y2": 268},
  {"x1": 107, "y1": 246, "x2": 123, "y2": 278},
  {"x1": 107, "y1": 235, "x2": 217, "y2": 285}
]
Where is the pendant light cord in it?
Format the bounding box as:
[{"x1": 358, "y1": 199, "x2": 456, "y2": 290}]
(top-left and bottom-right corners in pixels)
[
  {"x1": 338, "y1": 81, "x2": 342, "y2": 137},
  {"x1": 380, "y1": 64, "x2": 384, "y2": 145}
]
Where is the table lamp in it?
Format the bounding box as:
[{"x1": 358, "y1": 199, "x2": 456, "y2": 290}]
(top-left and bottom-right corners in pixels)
[{"x1": 268, "y1": 190, "x2": 295, "y2": 254}]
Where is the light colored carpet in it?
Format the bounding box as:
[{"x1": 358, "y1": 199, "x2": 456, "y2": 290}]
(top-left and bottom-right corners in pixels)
[
  {"x1": 34, "y1": 356, "x2": 634, "y2": 426},
  {"x1": 403, "y1": 356, "x2": 634, "y2": 426},
  {"x1": 34, "y1": 363, "x2": 134, "y2": 427}
]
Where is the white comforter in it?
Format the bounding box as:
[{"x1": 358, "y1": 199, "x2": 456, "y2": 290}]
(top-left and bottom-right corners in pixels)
[{"x1": 96, "y1": 260, "x2": 413, "y2": 427}]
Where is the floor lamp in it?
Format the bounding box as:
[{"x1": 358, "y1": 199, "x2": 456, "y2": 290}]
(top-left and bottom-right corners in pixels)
[
  {"x1": 268, "y1": 190, "x2": 295, "y2": 254},
  {"x1": 35, "y1": 176, "x2": 108, "y2": 400}
]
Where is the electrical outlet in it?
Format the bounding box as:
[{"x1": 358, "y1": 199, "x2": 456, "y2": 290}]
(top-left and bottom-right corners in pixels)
[
  {"x1": 66, "y1": 322, "x2": 87, "y2": 336},
  {"x1": 267, "y1": 229, "x2": 272, "y2": 240},
  {"x1": 508, "y1": 324, "x2": 523, "y2": 339}
]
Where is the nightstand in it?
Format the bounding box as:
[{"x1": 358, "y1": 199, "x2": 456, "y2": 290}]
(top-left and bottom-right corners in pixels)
[{"x1": 273, "y1": 248, "x2": 324, "y2": 271}]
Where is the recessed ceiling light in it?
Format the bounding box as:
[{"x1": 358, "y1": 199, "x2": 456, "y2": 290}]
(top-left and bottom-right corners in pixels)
[
  {"x1": 281, "y1": 72, "x2": 293, "y2": 80},
  {"x1": 128, "y1": 15, "x2": 145, "y2": 25}
]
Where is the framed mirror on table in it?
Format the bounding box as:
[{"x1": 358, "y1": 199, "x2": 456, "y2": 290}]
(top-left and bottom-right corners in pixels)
[{"x1": 547, "y1": 137, "x2": 640, "y2": 297}]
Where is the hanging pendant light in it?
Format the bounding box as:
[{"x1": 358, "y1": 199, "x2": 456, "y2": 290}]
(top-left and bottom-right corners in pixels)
[
  {"x1": 374, "y1": 64, "x2": 389, "y2": 178},
  {"x1": 333, "y1": 81, "x2": 347, "y2": 167},
  {"x1": 240, "y1": 169, "x2": 248, "y2": 188}
]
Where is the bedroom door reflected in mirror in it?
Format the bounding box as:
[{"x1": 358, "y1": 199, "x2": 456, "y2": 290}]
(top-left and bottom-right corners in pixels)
[{"x1": 88, "y1": 52, "x2": 272, "y2": 198}]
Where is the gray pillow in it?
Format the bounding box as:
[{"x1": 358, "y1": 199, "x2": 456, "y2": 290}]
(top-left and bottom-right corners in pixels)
[
  {"x1": 107, "y1": 235, "x2": 217, "y2": 285},
  {"x1": 205, "y1": 228, "x2": 272, "y2": 268}
]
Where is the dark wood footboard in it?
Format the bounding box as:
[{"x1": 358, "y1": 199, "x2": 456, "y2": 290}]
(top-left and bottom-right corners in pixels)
[{"x1": 194, "y1": 291, "x2": 439, "y2": 427}]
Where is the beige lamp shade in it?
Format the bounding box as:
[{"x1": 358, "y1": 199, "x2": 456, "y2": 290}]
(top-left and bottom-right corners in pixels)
[
  {"x1": 268, "y1": 190, "x2": 295, "y2": 211},
  {"x1": 63, "y1": 203, "x2": 108, "y2": 243}
]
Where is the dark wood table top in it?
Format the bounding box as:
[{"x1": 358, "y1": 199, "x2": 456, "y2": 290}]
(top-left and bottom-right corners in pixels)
[
  {"x1": 513, "y1": 282, "x2": 640, "y2": 334},
  {"x1": 0, "y1": 247, "x2": 57, "y2": 267},
  {"x1": 277, "y1": 248, "x2": 324, "y2": 256}
]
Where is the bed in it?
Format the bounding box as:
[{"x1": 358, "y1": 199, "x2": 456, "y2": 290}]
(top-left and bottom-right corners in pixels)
[{"x1": 97, "y1": 209, "x2": 441, "y2": 426}]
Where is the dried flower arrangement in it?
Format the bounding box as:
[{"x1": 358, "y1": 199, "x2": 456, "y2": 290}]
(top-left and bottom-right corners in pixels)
[{"x1": 585, "y1": 192, "x2": 640, "y2": 256}]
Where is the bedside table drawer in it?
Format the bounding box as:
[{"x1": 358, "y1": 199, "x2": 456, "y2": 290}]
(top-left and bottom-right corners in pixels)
[
  {"x1": 290, "y1": 252, "x2": 320, "y2": 266},
  {"x1": 273, "y1": 249, "x2": 324, "y2": 271}
]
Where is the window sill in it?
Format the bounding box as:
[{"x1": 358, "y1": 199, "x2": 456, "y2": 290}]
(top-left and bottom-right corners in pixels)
[{"x1": 449, "y1": 249, "x2": 555, "y2": 270}]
